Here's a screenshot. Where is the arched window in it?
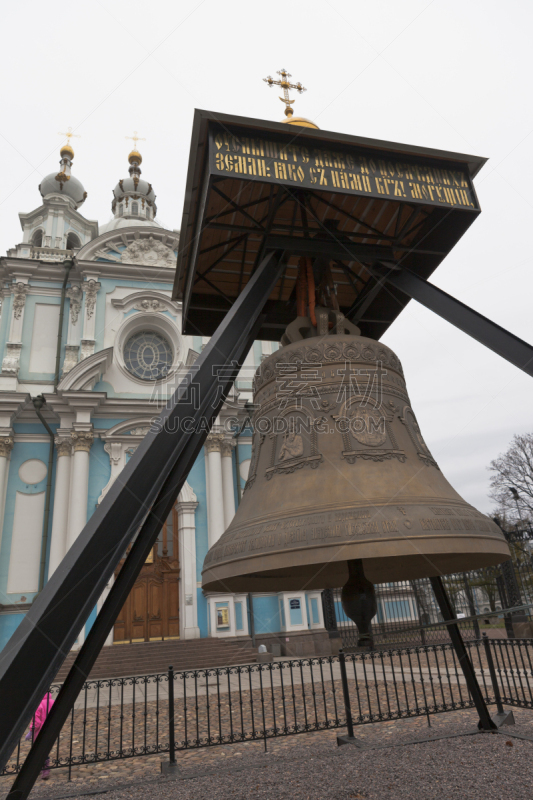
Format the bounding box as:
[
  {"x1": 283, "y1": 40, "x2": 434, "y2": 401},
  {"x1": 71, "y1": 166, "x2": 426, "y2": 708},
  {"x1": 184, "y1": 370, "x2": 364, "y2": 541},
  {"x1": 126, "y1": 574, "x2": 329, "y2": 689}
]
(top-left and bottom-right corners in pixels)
[
  {"x1": 119, "y1": 204, "x2": 124, "y2": 217},
  {"x1": 32, "y1": 230, "x2": 43, "y2": 247},
  {"x1": 66, "y1": 232, "x2": 81, "y2": 250},
  {"x1": 131, "y1": 202, "x2": 139, "y2": 215},
  {"x1": 145, "y1": 206, "x2": 151, "y2": 219}
]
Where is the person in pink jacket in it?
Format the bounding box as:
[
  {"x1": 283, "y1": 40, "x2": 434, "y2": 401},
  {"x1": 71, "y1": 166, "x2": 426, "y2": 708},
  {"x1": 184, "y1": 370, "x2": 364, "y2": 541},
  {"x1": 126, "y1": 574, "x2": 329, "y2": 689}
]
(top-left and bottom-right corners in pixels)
[{"x1": 26, "y1": 692, "x2": 54, "y2": 780}]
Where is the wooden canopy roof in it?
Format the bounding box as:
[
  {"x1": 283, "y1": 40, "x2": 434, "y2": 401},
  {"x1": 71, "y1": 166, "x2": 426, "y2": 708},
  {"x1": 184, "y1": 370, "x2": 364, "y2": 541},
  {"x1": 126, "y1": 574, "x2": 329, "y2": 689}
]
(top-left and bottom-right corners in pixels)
[{"x1": 173, "y1": 109, "x2": 486, "y2": 342}]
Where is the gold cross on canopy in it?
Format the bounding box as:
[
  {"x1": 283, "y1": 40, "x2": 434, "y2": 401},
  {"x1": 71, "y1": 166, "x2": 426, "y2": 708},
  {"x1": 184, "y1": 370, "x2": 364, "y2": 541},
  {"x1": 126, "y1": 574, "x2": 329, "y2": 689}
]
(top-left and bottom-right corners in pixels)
[
  {"x1": 263, "y1": 68, "x2": 306, "y2": 117},
  {"x1": 58, "y1": 127, "x2": 81, "y2": 146},
  {"x1": 126, "y1": 131, "x2": 146, "y2": 150}
]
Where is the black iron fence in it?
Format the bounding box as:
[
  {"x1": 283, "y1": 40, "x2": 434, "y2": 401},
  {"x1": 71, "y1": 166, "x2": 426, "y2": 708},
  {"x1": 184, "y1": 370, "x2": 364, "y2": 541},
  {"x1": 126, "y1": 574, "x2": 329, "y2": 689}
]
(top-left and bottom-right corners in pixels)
[
  {"x1": 331, "y1": 575, "x2": 482, "y2": 648},
  {"x1": 327, "y1": 526, "x2": 533, "y2": 648},
  {"x1": 3, "y1": 637, "x2": 533, "y2": 780}
]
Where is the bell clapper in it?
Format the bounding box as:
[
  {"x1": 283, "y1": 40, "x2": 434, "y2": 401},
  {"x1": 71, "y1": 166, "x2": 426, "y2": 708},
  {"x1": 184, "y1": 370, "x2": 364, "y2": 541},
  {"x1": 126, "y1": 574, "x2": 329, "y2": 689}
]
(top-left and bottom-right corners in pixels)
[{"x1": 341, "y1": 559, "x2": 378, "y2": 649}]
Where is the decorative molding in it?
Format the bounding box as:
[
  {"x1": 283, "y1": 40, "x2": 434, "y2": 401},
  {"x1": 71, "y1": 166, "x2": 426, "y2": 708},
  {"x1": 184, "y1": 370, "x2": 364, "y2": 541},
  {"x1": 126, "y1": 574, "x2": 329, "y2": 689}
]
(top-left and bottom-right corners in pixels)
[
  {"x1": 243, "y1": 433, "x2": 264, "y2": 493},
  {"x1": 71, "y1": 431, "x2": 94, "y2": 453},
  {"x1": 76, "y1": 227, "x2": 179, "y2": 266},
  {"x1": 266, "y1": 453, "x2": 323, "y2": 477},
  {"x1": 57, "y1": 347, "x2": 112, "y2": 392},
  {"x1": 121, "y1": 236, "x2": 175, "y2": 268},
  {"x1": 220, "y1": 439, "x2": 235, "y2": 458},
  {"x1": 178, "y1": 480, "x2": 198, "y2": 506},
  {"x1": 99, "y1": 418, "x2": 156, "y2": 442},
  {"x1": 104, "y1": 441, "x2": 122, "y2": 465},
  {"x1": 62, "y1": 344, "x2": 79, "y2": 375},
  {"x1": 82, "y1": 279, "x2": 101, "y2": 320},
  {"x1": 66, "y1": 284, "x2": 82, "y2": 324},
  {"x1": 399, "y1": 406, "x2": 439, "y2": 469},
  {"x1": 110, "y1": 290, "x2": 180, "y2": 316},
  {"x1": 54, "y1": 437, "x2": 72, "y2": 457},
  {"x1": 253, "y1": 336, "x2": 405, "y2": 394},
  {"x1": 12, "y1": 283, "x2": 30, "y2": 320},
  {"x1": 205, "y1": 433, "x2": 225, "y2": 454},
  {"x1": 99, "y1": 442, "x2": 125, "y2": 504},
  {"x1": 1, "y1": 343, "x2": 22, "y2": 376},
  {"x1": 342, "y1": 449, "x2": 406, "y2": 464},
  {"x1": 80, "y1": 339, "x2": 95, "y2": 361},
  {"x1": 0, "y1": 436, "x2": 14, "y2": 458},
  {"x1": 135, "y1": 299, "x2": 164, "y2": 312}
]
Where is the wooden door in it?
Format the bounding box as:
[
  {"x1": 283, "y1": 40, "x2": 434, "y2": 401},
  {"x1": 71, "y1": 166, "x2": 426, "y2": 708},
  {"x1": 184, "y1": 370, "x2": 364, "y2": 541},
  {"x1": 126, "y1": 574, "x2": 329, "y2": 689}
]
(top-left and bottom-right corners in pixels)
[{"x1": 113, "y1": 505, "x2": 180, "y2": 643}]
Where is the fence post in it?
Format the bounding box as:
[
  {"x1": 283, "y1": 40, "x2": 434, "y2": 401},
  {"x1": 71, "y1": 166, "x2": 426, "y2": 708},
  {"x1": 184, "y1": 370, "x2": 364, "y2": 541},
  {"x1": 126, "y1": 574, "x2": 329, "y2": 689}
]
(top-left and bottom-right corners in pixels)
[
  {"x1": 462, "y1": 575, "x2": 480, "y2": 639},
  {"x1": 496, "y1": 575, "x2": 515, "y2": 638},
  {"x1": 337, "y1": 650, "x2": 361, "y2": 747},
  {"x1": 322, "y1": 589, "x2": 342, "y2": 653},
  {"x1": 161, "y1": 665, "x2": 180, "y2": 775},
  {"x1": 482, "y1": 634, "x2": 515, "y2": 727}
]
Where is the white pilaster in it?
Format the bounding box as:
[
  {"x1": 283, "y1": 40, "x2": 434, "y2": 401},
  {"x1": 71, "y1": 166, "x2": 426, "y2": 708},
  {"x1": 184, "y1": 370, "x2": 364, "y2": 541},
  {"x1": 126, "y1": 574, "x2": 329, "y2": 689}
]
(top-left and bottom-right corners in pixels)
[
  {"x1": 80, "y1": 278, "x2": 101, "y2": 359},
  {"x1": 177, "y1": 481, "x2": 200, "y2": 640},
  {"x1": 205, "y1": 433, "x2": 225, "y2": 547},
  {"x1": 48, "y1": 436, "x2": 72, "y2": 577},
  {"x1": 66, "y1": 429, "x2": 93, "y2": 550},
  {"x1": 1, "y1": 282, "x2": 30, "y2": 378},
  {"x1": 0, "y1": 435, "x2": 14, "y2": 551},
  {"x1": 220, "y1": 439, "x2": 236, "y2": 529},
  {"x1": 62, "y1": 284, "x2": 82, "y2": 374}
]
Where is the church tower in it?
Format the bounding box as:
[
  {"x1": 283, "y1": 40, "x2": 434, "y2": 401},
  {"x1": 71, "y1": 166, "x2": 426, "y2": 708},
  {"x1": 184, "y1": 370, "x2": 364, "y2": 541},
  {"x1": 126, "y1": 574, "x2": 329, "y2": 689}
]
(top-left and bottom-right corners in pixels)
[
  {"x1": 7, "y1": 138, "x2": 97, "y2": 261},
  {"x1": 0, "y1": 125, "x2": 326, "y2": 665}
]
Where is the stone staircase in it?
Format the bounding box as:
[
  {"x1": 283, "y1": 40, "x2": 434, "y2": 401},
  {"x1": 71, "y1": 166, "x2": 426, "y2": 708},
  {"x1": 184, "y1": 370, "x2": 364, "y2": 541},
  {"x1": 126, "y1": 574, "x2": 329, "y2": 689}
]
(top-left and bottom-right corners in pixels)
[{"x1": 53, "y1": 636, "x2": 257, "y2": 682}]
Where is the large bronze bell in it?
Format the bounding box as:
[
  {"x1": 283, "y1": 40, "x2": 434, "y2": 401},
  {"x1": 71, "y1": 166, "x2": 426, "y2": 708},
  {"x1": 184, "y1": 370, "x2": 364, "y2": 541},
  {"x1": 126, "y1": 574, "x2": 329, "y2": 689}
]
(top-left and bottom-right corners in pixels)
[{"x1": 202, "y1": 315, "x2": 510, "y2": 601}]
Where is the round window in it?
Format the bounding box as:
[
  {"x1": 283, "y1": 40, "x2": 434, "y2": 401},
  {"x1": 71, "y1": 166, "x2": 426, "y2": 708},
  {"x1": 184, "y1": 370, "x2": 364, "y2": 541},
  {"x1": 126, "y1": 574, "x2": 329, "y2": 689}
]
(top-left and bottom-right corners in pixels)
[{"x1": 123, "y1": 330, "x2": 173, "y2": 381}]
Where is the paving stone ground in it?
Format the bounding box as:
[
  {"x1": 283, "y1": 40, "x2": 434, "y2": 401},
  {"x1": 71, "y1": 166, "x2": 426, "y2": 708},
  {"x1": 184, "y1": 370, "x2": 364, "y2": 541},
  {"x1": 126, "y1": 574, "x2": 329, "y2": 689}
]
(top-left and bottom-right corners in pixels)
[
  {"x1": 2, "y1": 640, "x2": 531, "y2": 800},
  {"x1": 2, "y1": 707, "x2": 533, "y2": 800}
]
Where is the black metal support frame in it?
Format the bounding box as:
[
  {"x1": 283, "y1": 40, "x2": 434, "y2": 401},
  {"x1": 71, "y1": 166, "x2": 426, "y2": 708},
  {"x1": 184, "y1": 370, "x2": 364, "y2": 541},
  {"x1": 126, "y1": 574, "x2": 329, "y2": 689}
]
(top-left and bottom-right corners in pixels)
[
  {"x1": 429, "y1": 577, "x2": 495, "y2": 731},
  {"x1": 3, "y1": 218, "x2": 533, "y2": 794},
  {"x1": 0, "y1": 250, "x2": 286, "y2": 796},
  {"x1": 338, "y1": 577, "x2": 498, "y2": 747},
  {"x1": 378, "y1": 264, "x2": 533, "y2": 378}
]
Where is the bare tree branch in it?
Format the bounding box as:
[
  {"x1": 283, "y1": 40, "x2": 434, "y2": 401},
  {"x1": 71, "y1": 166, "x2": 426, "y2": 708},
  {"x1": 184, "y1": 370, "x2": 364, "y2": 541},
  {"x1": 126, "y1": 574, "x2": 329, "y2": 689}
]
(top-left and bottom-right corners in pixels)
[{"x1": 489, "y1": 433, "x2": 533, "y2": 523}]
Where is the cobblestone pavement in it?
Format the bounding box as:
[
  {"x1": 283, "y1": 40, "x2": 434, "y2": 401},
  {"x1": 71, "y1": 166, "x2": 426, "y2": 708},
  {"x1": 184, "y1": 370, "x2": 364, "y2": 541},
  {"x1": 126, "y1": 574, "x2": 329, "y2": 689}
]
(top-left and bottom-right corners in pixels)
[
  {"x1": 3, "y1": 662, "x2": 528, "y2": 784},
  {"x1": 2, "y1": 707, "x2": 533, "y2": 800},
  {"x1": 2, "y1": 638, "x2": 531, "y2": 799}
]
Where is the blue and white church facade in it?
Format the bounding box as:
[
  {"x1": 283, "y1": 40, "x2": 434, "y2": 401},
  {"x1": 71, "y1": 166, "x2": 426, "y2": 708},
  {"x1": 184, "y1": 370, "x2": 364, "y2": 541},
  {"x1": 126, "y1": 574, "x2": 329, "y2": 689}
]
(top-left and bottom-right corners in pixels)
[{"x1": 0, "y1": 142, "x2": 327, "y2": 655}]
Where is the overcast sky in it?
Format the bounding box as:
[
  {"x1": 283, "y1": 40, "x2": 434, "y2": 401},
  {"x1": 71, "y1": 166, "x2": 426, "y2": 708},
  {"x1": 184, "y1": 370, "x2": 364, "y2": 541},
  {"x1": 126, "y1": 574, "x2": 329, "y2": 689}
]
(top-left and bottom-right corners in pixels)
[{"x1": 1, "y1": 0, "x2": 532, "y2": 513}]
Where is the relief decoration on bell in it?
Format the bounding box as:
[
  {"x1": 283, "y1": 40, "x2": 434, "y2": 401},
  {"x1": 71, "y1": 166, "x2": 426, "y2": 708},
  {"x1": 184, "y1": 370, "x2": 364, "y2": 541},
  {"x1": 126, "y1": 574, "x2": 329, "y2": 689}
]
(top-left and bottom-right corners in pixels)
[{"x1": 202, "y1": 326, "x2": 510, "y2": 594}]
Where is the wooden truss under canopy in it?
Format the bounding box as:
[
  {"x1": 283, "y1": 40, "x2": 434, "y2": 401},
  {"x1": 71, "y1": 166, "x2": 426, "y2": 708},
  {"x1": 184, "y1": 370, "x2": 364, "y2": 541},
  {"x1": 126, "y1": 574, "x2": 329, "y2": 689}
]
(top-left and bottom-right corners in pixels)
[{"x1": 174, "y1": 109, "x2": 485, "y2": 342}]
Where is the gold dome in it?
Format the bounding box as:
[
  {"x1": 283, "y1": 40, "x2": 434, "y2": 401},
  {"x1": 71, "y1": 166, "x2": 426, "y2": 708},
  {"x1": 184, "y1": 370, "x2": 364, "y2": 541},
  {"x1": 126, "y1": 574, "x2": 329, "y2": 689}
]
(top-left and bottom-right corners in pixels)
[
  {"x1": 128, "y1": 149, "x2": 143, "y2": 165},
  {"x1": 281, "y1": 115, "x2": 319, "y2": 130},
  {"x1": 60, "y1": 144, "x2": 75, "y2": 159}
]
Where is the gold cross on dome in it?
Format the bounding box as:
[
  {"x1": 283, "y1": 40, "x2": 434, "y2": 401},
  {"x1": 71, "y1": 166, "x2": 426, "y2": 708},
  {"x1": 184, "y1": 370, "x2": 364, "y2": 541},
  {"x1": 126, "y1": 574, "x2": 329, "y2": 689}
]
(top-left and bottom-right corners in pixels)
[
  {"x1": 58, "y1": 126, "x2": 81, "y2": 146},
  {"x1": 263, "y1": 68, "x2": 306, "y2": 118},
  {"x1": 126, "y1": 131, "x2": 146, "y2": 150}
]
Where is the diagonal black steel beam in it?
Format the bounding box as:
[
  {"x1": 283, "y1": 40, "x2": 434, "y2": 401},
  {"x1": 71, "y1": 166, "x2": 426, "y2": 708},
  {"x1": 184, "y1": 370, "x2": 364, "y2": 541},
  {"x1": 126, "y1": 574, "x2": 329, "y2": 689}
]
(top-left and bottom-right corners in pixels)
[
  {"x1": 199, "y1": 234, "x2": 245, "y2": 256},
  {"x1": 379, "y1": 264, "x2": 533, "y2": 378},
  {"x1": 211, "y1": 184, "x2": 266, "y2": 231},
  {"x1": 204, "y1": 193, "x2": 270, "y2": 224},
  {"x1": 0, "y1": 250, "x2": 286, "y2": 773},
  {"x1": 194, "y1": 233, "x2": 247, "y2": 285},
  {"x1": 429, "y1": 577, "x2": 495, "y2": 730}
]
